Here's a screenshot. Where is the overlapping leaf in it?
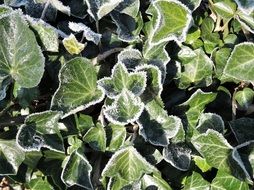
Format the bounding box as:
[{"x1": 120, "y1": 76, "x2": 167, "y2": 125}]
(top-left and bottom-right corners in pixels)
[
  {"x1": 0, "y1": 8, "x2": 45, "y2": 89},
  {"x1": 16, "y1": 111, "x2": 64, "y2": 152},
  {"x1": 98, "y1": 62, "x2": 146, "y2": 98},
  {"x1": 51, "y1": 57, "x2": 104, "y2": 118},
  {"x1": 183, "y1": 172, "x2": 210, "y2": 190}
]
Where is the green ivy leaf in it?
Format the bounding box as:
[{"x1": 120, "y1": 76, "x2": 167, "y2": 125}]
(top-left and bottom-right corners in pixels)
[
  {"x1": 75, "y1": 114, "x2": 94, "y2": 134},
  {"x1": 183, "y1": 172, "x2": 210, "y2": 190},
  {"x1": 179, "y1": 0, "x2": 202, "y2": 11},
  {"x1": 0, "y1": 140, "x2": 25, "y2": 175},
  {"x1": 85, "y1": 0, "x2": 123, "y2": 20},
  {"x1": 16, "y1": 111, "x2": 64, "y2": 152},
  {"x1": 235, "y1": 88, "x2": 254, "y2": 110},
  {"x1": 28, "y1": 177, "x2": 54, "y2": 190},
  {"x1": 26, "y1": 16, "x2": 59, "y2": 52},
  {"x1": 83, "y1": 122, "x2": 106, "y2": 152},
  {"x1": 51, "y1": 57, "x2": 104, "y2": 118},
  {"x1": 68, "y1": 22, "x2": 102, "y2": 45},
  {"x1": 117, "y1": 48, "x2": 143, "y2": 69},
  {"x1": 141, "y1": 174, "x2": 172, "y2": 190},
  {"x1": 176, "y1": 89, "x2": 217, "y2": 129},
  {"x1": 163, "y1": 143, "x2": 191, "y2": 171},
  {"x1": 61, "y1": 149, "x2": 93, "y2": 189},
  {"x1": 223, "y1": 42, "x2": 254, "y2": 82},
  {"x1": 237, "y1": 11, "x2": 254, "y2": 34},
  {"x1": 98, "y1": 62, "x2": 146, "y2": 98},
  {"x1": 193, "y1": 155, "x2": 212, "y2": 172},
  {"x1": 192, "y1": 129, "x2": 249, "y2": 179},
  {"x1": 212, "y1": 0, "x2": 236, "y2": 20},
  {"x1": 104, "y1": 90, "x2": 144, "y2": 125},
  {"x1": 0, "y1": 9, "x2": 45, "y2": 88},
  {"x1": 147, "y1": 0, "x2": 191, "y2": 45},
  {"x1": 102, "y1": 146, "x2": 156, "y2": 184},
  {"x1": 196, "y1": 113, "x2": 225, "y2": 133},
  {"x1": 35, "y1": 0, "x2": 70, "y2": 15},
  {"x1": 211, "y1": 170, "x2": 249, "y2": 190},
  {"x1": 136, "y1": 65, "x2": 163, "y2": 103},
  {"x1": 177, "y1": 47, "x2": 214, "y2": 89},
  {"x1": 106, "y1": 123, "x2": 126, "y2": 152},
  {"x1": 138, "y1": 100, "x2": 182, "y2": 146}
]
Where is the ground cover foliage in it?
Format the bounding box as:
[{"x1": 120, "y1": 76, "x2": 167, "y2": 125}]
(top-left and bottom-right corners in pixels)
[{"x1": 0, "y1": 0, "x2": 254, "y2": 189}]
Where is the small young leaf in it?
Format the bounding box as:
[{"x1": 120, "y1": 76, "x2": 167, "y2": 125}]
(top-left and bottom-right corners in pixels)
[
  {"x1": 83, "y1": 122, "x2": 106, "y2": 152},
  {"x1": 223, "y1": 42, "x2": 254, "y2": 82},
  {"x1": 28, "y1": 178, "x2": 54, "y2": 190},
  {"x1": 61, "y1": 149, "x2": 93, "y2": 189},
  {"x1": 104, "y1": 90, "x2": 144, "y2": 125},
  {"x1": 183, "y1": 172, "x2": 210, "y2": 190},
  {"x1": 235, "y1": 88, "x2": 254, "y2": 110},
  {"x1": 51, "y1": 57, "x2": 104, "y2": 118},
  {"x1": 63, "y1": 34, "x2": 85, "y2": 55},
  {"x1": 98, "y1": 62, "x2": 147, "y2": 98},
  {"x1": 69, "y1": 22, "x2": 102, "y2": 45},
  {"x1": 0, "y1": 9, "x2": 45, "y2": 88},
  {"x1": 0, "y1": 140, "x2": 25, "y2": 175},
  {"x1": 16, "y1": 111, "x2": 64, "y2": 152},
  {"x1": 193, "y1": 155, "x2": 212, "y2": 172}
]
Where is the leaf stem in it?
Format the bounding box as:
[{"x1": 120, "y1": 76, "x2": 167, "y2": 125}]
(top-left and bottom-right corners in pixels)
[
  {"x1": 40, "y1": 0, "x2": 51, "y2": 20},
  {"x1": 92, "y1": 48, "x2": 124, "y2": 65},
  {"x1": 0, "y1": 101, "x2": 14, "y2": 118}
]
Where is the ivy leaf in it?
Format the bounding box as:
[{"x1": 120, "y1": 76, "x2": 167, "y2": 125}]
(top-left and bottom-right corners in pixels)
[
  {"x1": 235, "y1": 0, "x2": 254, "y2": 14},
  {"x1": 98, "y1": 62, "x2": 147, "y2": 98},
  {"x1": 51, "y1": 57, "x2": 105, "y2": 118},
  {"x1": 235, "y1": 88, "x2": 254, "y2": 110},
  {"x1": 104, "y1": 90, "x2": 144, "y2": 125},
  {"x1": 211, "y1": 170, "x2": 249, "y2": 190},
  {"x1": 196, "y1": 113, "x2": 225, "y2": 133},
  {"x1": 75, "y1": 114, "x2": 94, "y2": 134},
  {"x1": 163, "y1": 143, "x2": 191, "y2": 171},
  {"x1": 35, "y1": 0, "x2": 70, "y2": 15},
  {"x1": 101, "y1": 146, "x2": 156, "y2": 184},
  {"x1": 106, "y1": 123, "x2": 126, "y2": 152},
  {"x1": 237, "y1": 11, "x2": 254, "y2": 34},
  {"x1": 229, "y1": 118, "x2": 254, "y2": 144},
  {"x1": 177, "y1": 47, "x2": 214, "y2": 89},
  {"x1": 0, "y1": 140, "x2": 25, "y2": 175},
  {"x1": 175, "y1": 89, "x2": 217, "y2": 129},
  {"x1": 193, "y1": 155, "x2": 212, "y2": 173},
  {"x1": 83, "y1": 122, "x2": 106, "y2": 152},
  {"x1": 183, "y1": 172, "x2": 210, "y2": 190},
  {"x1": 117, "y1": 48, "x2": 143, "y2": 69},
  {"x1": 26, "y1": 16, "x2": 59, "y2": 52},
  {"x1": 28, "y1": 178, "x2": 54, "y2": 190},
  {"x1": 141, "y1": 174, "x2": 172, "y2": 190},
  {"x1": 85, "y1": 0, "x2": 123, "y2": 20},
  {"x1": 138, "y1": 100, "x2": 182, "y2": 146},
  {"x1": 212, "y1": 0, "x2": 237, "y2": 20},
  {"x1": 16, "y1": 111, "x2": 64, "y2": 152},
  {"x1": 223, "y1": 42, "x2": 254, "y2": 82},
  {"x1": 68, "y1": 22, "x2": 102, "y2": 45},
  {"x1": 61, "y1": 149, "x2": 93, "y2": 189},
  {"x1": 136, "y1": 65, "x2": 163, "y2": 103},
  {"x1": 179, "y1": 0, "x2": 202, "y2": 11},
  {"x1": 147, "y1": 0, "x2": 192, "y2": 45},
  {"x1": 4, "y1": 0, "x2": 27, "y2": 7},
  {"x1": 62, "y1": 34, "x2": 85, "y2": 55},
  {"x1": 0, "y1": 9, "x2": 45, "y2": 88},
  {"x1": 192, "y1": 129, "x2": 249, "y2": 179}
]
